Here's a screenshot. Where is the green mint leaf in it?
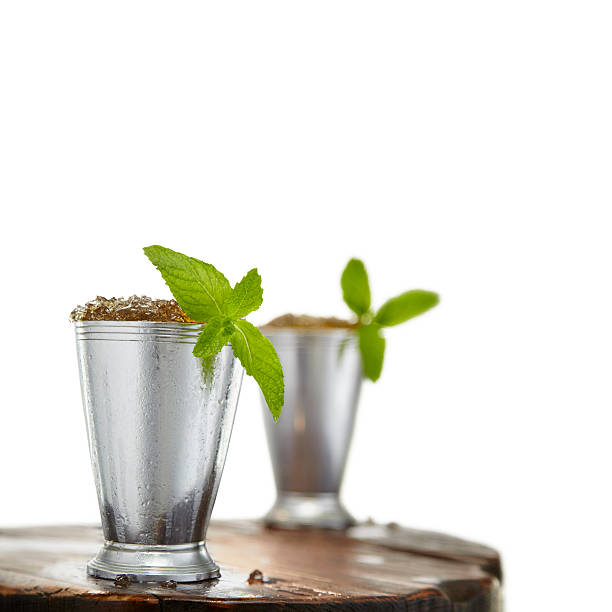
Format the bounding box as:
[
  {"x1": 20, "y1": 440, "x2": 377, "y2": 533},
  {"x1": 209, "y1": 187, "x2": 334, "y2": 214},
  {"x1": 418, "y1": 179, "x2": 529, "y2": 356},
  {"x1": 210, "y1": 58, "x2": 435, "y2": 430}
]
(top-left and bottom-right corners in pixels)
[
  {"x1": 193, "y1": 316, "x2": 234, "y2": 359},
  {"x1": 224, "y1": 268, "x2": 263, "y2": 319},
  {"x1": 143, "y1": 245, "x2": 232, "y2": 321},
  {"x1": 375, "y1": 290, "x2": 439, "y2": 327},
  {"x1": 358, "y1": 324, "x2": 386, "y2": 381},
  {"x1": 144, "y1": 245, "x2": 285, "y2": 418},
  {"x1": 341, "y1": 258, "x2": 371, "y2": 317},
  {"x1": 230, "y1": 319, "x2": 284, "y2": 421}
]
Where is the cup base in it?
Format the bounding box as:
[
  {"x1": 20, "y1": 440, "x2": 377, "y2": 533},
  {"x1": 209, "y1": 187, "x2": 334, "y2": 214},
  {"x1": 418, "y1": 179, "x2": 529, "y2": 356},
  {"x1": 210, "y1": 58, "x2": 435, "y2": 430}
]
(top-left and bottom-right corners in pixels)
[
  {"x1": 87, "y1": 541, "x2": 220, "y2": 583},
  {"x1": 264, "y1": 492, "x2": 356, "y2": 530}
]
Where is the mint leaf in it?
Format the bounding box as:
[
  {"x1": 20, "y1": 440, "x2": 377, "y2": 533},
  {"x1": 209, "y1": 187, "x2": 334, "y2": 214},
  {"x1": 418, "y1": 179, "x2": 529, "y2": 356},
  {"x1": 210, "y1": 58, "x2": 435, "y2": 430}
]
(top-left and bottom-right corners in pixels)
[
  {"x1": 339, "y1": 257, "x2": 439, "y2": 384},
  {"x1": 358, "y1": 324, "x2": 385, "y2": 382},
  {"x1": 144, "y1": 245, "x2": 285, "y2": 420},
  {"x1": 193, "y1": 316, "x2": 234, "y2": 359},
  {"x1": 375, "y1": 290, "x2": 439, "y2": 327},
  {"x1": 230, "y1": 319, "x2": 284, "y2": 421},
  {"x1": 341, "y1": 258, "x2": 371, "y2": 317},
  {"x1": 224, "y1": 268, "x2": 263, "y2": 319},
  {"x1": 143, "y1": 245, "x2": 232, "y2": 321}
]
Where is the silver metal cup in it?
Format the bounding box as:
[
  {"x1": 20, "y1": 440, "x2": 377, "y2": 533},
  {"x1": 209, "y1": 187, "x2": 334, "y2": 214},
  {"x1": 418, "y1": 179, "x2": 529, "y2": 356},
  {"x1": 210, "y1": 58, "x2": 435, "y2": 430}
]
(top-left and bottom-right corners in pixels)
[
  {"x1": 260, "y1": 329, "x2": 362, "y2": 529},
  {"x1": 74, "y1": 321, "x2": 243, "y2": 582}
]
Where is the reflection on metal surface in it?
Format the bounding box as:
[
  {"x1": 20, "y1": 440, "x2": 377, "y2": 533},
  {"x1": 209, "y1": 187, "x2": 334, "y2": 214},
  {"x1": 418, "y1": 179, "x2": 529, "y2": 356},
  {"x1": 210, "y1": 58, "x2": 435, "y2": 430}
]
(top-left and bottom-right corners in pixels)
[
  {"x1": 261, "y1": 329, "x2": 362, "y2": 529},
  {"x1": 75, "y1": 321, "x2": 243, "y2": 582}
]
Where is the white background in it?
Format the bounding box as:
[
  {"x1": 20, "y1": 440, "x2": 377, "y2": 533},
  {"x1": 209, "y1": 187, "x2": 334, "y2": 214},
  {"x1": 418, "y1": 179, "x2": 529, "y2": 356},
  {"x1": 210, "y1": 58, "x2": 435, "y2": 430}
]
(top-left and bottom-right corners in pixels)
[{"x1": 1, "y1": 1, "x2": 611, "y2": 610}]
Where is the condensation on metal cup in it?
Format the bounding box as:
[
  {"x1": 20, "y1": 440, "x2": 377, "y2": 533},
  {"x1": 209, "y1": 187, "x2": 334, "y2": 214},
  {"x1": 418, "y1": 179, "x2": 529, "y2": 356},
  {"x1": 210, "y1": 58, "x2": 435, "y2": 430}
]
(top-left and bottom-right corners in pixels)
[
  {"x1": 260, "y1": 329, "x2": 362, "y2": 530},
  {"x1": 74, "y1": 321, "x2": 243, "y2": 583}
]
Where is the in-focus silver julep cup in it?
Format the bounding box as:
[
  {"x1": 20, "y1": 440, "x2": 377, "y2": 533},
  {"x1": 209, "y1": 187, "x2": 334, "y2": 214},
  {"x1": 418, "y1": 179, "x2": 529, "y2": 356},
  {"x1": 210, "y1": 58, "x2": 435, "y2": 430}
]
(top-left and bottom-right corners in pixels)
[
  {"x1": 260, "y1": 329, "x2": 362, "y2": 529},
  {"x1": 74, "y1": 321, "x2": 243, "y2": 582}
]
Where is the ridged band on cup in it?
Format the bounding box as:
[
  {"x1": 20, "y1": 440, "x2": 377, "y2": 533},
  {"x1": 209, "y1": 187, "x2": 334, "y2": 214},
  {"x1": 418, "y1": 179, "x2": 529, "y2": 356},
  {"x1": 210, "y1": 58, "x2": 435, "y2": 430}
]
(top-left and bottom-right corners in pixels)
[
  {"x1": 86, "y1": 540, "x2": 220, "y2": 582},
  {"x1": 264, "y1": 492, "x2": 356, "y2": 530},
  {"x1": 73, "y1": 321, "x2": 204, "y2": 343}
]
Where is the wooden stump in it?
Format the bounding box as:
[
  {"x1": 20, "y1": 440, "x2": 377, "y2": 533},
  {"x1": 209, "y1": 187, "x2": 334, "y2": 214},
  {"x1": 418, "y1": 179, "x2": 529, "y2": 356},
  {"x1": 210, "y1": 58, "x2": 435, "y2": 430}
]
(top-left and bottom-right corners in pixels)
[{"x1": 0, "y1": 521, "x2": 502, "y2": 611}]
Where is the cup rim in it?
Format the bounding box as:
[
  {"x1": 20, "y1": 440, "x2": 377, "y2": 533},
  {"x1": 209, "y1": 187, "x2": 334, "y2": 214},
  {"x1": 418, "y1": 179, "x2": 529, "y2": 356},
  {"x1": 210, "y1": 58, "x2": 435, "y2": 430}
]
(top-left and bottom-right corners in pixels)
[
  {"x1": 259, "y1": 326, "x2": 357, "y2": 336},
  {"x1": 72, "y1": 320, "x2": 204, "y2": 327},
  {"x1": 72, "y1": 320, "x2": 206, "y2": 343}
]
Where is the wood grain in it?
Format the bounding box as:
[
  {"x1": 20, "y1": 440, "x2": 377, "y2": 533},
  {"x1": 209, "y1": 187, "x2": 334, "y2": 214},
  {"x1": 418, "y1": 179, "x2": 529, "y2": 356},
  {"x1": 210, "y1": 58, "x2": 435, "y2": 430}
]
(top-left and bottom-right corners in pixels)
[{"x1": 0, "y1": 521, "x2": 502, "y2": 611}]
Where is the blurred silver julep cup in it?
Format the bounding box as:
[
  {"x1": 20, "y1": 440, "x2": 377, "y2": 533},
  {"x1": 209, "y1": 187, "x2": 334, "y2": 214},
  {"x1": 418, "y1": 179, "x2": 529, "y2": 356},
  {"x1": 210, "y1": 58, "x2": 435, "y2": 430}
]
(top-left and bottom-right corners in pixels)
[
  {"x1": 74, "y1": 321, "x2": 243, "y2": 582},
  {"x1": 261, "y1": 328, "x2": 362, "y2": 529}
]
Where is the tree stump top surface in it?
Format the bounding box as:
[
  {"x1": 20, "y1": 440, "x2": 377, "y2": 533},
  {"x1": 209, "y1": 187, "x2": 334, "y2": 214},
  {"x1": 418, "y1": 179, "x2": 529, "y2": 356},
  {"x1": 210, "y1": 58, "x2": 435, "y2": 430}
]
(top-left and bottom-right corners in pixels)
[{"x1": 0, "y1": 521, "x2": 502, "y2": 611}]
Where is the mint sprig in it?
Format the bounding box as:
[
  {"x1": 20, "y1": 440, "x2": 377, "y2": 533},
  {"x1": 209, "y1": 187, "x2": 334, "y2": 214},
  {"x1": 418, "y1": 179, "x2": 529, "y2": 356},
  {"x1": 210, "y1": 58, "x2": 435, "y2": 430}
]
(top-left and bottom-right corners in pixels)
[
  {"x1": 144, "y1": 245, "x2": 284, "y2": 420},
  {"x1": 341, "y1": 258, "x2": 439, "y2": 382}
]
